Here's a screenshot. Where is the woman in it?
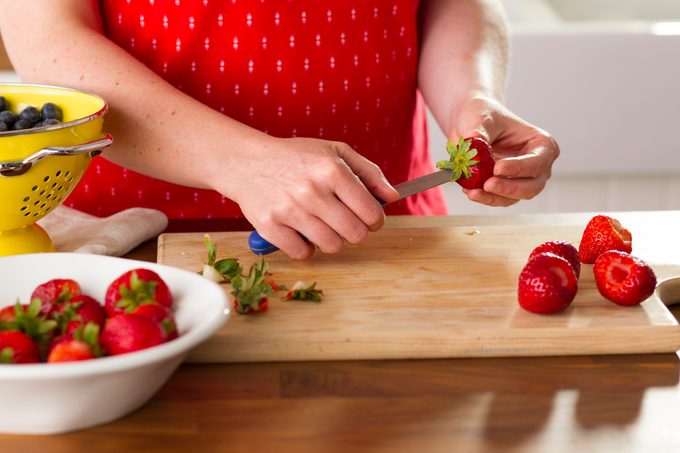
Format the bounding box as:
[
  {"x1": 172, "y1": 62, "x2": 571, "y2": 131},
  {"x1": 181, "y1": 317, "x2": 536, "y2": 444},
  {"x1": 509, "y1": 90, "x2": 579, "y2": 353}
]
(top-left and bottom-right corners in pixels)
[{"x1": 0, "y1": 0, "x2": 559, "y2": 259}]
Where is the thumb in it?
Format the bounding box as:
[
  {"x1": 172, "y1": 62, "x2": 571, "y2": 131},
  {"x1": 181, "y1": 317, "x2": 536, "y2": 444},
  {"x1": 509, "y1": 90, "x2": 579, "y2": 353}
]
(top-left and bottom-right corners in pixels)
[{"x1": 336, "y1": 144, "x2": 399, "y2": 203}]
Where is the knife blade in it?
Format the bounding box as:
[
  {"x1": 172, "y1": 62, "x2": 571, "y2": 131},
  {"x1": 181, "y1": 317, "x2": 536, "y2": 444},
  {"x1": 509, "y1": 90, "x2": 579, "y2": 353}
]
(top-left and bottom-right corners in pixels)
[
  {"x1": 248, "y1": 169, "x2": 454, "y2": 254},
  {"x1": 383, "y1": 169, "x2": 453, "y2": 205}
]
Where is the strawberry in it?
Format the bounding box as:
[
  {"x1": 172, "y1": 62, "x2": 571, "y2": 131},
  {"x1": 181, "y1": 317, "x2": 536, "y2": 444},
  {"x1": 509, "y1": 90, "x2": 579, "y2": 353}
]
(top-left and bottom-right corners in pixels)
[
  {"x1": 0, "y1": 299, "x2": 58, "y2": 349},
  {"x1": 518, "y1": 252, "x2": 578, "y2": 314},
  {"x1": 593, "y1": 251, "x2": 657, "y2": 306},
  {"x1": 104, "y1": 268, "x2": 173, "y2": 317},
  {"x1": 0, "y1": 303, "x2": 25, "y2": 323},
  {"x1": 55, "y1": 294, "x2": 106, "y2": 335},
  {"x1": 30, "y1": 278, "x2": 81, "y2": 316},
  {"x1": 436, "y1": 137, "x2": 495, "y2": 190},
  {"x1": 100, "y1": 314, "x2": 167, "y2": 356},
  {"x1": 131, "y1": 303, "x2": 178, "y2": 341},
  {"x1": 230, "y1": 258, "x2": 275, "y2": 314},
  {"x1": 47, "y1": 323, "x2": 102, "y2": 363},
  {"x1": 578, "y1": 215, "x2": 632, "y2": 264},
  {"x1": 0, "y1": 330, "x2": 40, "y2": 364},
  {"x1": 283, "y1": 281, "x2": 323, "y2": 302},
  {"x1": 529, "y1": 241, "x2": 581, "y2": 278}
]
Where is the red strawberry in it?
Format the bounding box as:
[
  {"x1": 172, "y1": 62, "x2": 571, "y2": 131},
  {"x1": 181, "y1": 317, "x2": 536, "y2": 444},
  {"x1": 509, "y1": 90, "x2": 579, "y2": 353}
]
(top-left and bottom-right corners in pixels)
[
  {"x1": 529, "y1": 241, "x2": 581, "y2": 277},
  {"x1": 131, "y1": 303, "x2": 178, "y2": 341},
  {"x1": 593, "y1": 251, "x2": 657, "y2": 306},
  {"x1": 578, "y1": 215, "x2": 632, "y2": 264},
  {"x1": 100, "y1": 314, "x2": 167, "y2": 356},
  {"x1": 518, "y1": 252, "x2": 578, "y2": 314},
  {"x1": 436, "y1": 137, "x2": 495, "y2": 190},
  {"x1": 104, "y1": 269, "x2": 173, "y2": 317},
  {"x1": 0, "y1": 304, "x2": 25, "y2": 323},
  {"x1": 0, "y1": 330, "x2": 40, "y2": 364},
  {"x1": 0, "y1": 299, "x2": 58, "y2": 349},
  {"x1": 47, "y1": 323, "x2": 102, "y2": 363},
  {"x1": 55, "y1": 295, "x2": 106, "y2": 335},
  {"x1": 31, "y1": 279, "x2": 81, "y2": 316}
]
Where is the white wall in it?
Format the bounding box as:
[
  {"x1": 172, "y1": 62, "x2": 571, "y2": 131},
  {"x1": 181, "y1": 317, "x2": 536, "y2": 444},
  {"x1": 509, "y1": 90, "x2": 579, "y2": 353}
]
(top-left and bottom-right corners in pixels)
[{"x1": 429, "y1": 1, "x2": 680, "y2": 216}]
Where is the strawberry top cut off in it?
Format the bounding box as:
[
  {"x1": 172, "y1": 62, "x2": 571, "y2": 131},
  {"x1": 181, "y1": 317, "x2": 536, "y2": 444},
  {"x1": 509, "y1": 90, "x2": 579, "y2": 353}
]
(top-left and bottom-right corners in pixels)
[
  {"x1": 593, "y1": 251, "x2": 657, "y2": 306},
  {"x1": 436, "y1": 137, "x2": 495, "y2": 190},
  {"x1": 578, "y1": 215, "x2": 633, "y2": 264}
]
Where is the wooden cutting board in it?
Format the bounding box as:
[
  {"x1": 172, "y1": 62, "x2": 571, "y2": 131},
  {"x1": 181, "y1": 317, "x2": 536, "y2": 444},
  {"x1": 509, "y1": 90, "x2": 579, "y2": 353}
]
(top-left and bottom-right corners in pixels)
[{"x1": 157, "y1": 222, "x2": 680, "y2": 363}]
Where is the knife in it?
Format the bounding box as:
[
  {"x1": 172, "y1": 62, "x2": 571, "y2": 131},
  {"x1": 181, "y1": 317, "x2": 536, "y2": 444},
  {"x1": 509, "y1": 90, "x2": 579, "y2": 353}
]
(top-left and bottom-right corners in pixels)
[{"x1": 248, "y1": 169, "x2": 454, "y2": 255}]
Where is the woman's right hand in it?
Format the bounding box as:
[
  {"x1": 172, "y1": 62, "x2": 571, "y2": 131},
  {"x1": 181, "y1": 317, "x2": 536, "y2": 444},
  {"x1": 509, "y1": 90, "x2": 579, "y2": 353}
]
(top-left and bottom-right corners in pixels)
[{"x1": 221, "y1": 137, "x2": 399, "y2": 260}]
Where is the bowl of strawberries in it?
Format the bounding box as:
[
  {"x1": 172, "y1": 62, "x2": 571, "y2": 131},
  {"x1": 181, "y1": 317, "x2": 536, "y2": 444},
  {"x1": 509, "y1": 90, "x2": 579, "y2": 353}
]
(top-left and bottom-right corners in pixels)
[{"x1": 0, "y1": 252, "x2": 229, "y2": 434}]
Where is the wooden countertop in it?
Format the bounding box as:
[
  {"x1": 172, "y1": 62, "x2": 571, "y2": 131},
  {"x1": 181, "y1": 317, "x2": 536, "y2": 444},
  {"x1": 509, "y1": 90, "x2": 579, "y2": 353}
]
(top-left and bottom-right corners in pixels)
[{"x1": 2, "y1": 211, "x2": 680, "y2": 452}]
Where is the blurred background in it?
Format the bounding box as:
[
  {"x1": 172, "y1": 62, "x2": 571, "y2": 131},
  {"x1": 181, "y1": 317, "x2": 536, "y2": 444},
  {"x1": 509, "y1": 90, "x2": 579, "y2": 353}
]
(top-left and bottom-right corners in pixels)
[{"x1": 1, "y1": 0, "x2": 679, "y2": 216}]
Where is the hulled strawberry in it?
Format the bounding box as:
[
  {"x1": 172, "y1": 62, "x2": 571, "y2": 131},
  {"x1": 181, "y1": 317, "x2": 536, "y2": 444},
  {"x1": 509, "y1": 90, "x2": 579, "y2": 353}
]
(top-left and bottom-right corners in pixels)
[
  {"x1": 55, "y1": 294, "x2": 106, "y2": 335},
  {"x1": 47, "y1": 322, "x2": 102, "y2": 363},
  {"x1": 31, "y1": 278, "x2": 81, "y2": 316},
  {"x1": 578, "y1": 215, "x2": 632, "y2": 264},
  {"x1": 518, "y1": 252, "x2": 578, "y2": 314},
  {"x1": 100, "y1": 314, "x2": 167, "y2": 356},
  {"x1": 593, "y1": 251, "x2": 657, "y2": 306},
  {"x1": 529, "y1": 241, "x2": 581, "y2": 277},
  {"x1": 0, "y1": 330, "x2": 40, "y2": 364},
  {"x1": 105, "y1": 268, "x2": 173, "y2": 317},
  {"x1": 436, "y1": 137, "x2": 495, "y2": 190}
]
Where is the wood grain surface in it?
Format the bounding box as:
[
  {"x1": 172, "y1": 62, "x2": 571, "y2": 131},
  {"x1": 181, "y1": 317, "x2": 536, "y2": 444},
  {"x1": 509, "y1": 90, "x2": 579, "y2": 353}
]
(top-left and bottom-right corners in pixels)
[
  {"x1": 2, "y1": 212, "x2": 680, "y2": 452},
  {"x1": 158, "y1": 221, "x2": 680, "y2": 362}
]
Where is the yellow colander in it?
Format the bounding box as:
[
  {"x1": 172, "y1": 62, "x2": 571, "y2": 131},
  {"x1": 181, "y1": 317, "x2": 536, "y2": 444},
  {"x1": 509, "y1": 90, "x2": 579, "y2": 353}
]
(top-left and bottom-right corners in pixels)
[{"x1": 0, "y1": 84, "x2": 113, "y2": 256}]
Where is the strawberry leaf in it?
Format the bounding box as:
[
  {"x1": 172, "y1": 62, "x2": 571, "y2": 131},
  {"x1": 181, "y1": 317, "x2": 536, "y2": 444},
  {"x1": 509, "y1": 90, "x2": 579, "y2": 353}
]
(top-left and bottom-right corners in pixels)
[
  {"x1": 283, "y1": 282, "x2": 323, "y2": 302},
  {"x1": 204, "y1": 234, "x2": 217, "y2": 267},
  {"x1": 231, "y1": 258, "x2": 275, "y2": 314}
]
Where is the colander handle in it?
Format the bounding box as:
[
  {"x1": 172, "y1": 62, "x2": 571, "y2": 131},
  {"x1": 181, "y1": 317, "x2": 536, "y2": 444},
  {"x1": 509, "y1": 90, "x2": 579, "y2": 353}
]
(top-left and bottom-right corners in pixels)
[{"x1": 0, "y1": 133, "x2": 113, "y2": 177}]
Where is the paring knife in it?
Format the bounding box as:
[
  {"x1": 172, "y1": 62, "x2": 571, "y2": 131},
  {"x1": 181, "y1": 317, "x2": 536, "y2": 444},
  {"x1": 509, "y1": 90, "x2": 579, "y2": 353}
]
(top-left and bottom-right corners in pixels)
[{"x1": 248, "y1": 169, "x2": 454, "y2": 255}]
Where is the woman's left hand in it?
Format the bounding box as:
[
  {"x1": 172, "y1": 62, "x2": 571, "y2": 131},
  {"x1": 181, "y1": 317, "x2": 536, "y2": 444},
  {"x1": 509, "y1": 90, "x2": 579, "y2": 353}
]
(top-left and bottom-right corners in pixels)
[{"x1": 452, "y1": 96, "x2": 560, "y2": 207}]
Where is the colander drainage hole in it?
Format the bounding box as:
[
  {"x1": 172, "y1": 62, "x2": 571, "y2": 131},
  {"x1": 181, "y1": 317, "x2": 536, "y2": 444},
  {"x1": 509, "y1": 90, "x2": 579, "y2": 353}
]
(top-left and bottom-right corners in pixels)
[
  {"x1": 22, "y1": 197, "x2": 29, "y2": 202},
  {"x1": 55, "y1": 170, "x2": 61, "y2": 177},
  {"x1": 31, "y1": 186, "x2": 38, "y2": 191},
  {"x1": 43, "y1": 176, "x2": 50, "y2": 182}
]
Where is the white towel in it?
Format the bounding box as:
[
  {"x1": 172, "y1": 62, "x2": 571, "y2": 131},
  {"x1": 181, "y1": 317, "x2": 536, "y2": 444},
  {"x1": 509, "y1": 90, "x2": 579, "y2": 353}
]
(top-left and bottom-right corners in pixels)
[{"x1": 37, "y1": 206, "x2": 168, "y2": 256}]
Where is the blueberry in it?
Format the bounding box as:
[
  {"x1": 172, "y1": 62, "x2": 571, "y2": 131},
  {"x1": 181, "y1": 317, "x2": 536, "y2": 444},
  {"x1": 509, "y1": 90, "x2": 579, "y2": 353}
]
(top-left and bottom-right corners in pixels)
[
  {"x1": 13, "y1": 118, "x2": 33, "y2": 130},
  {"x1": 41, "y1": 103, "x2": 63, "y2": 121},
  {"x1": 0, "y1": 121, "x2": 7, "y2": 132},
  {"x1": 19, "y1": 106, "x2": 41, "y2": 124},
  {"x1": 0, "y1": 110, "x2": 16, "y2": 125},
  {"x1": 42, "y1": 118, "x2": 61, "y2": 126},
  {"x1": 0, "y1": 97, "x2": 6, "y2": 112}
]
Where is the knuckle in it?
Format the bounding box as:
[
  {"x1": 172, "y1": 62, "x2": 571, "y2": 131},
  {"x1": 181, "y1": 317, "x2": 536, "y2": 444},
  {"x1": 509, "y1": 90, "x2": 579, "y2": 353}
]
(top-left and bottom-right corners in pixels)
[
  {"x1": 345, "y1": 224, "x2": 368, "y2": 245},
  {"x1": 293, "y1": 179, "x2": 319, "y2": 200},
  {"x1": 289, "y1": 245, "x2": 314, "y2": 260},
  {"x1": 364, "y1": 205, "x2": 384, "y2": 228},
  {"x1": 320, "y1": 237, "x2": 344, "y2": 254}
]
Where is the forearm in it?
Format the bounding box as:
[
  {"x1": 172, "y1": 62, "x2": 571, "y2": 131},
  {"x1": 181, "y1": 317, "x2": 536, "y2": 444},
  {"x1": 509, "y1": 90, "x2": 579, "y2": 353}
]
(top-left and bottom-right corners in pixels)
[
  {"x1": 418, "y1": 0, "x2": 509, "y2": 136},
  {"x1": 0, "y1": 0, "x2": 268, "y2": 196}
]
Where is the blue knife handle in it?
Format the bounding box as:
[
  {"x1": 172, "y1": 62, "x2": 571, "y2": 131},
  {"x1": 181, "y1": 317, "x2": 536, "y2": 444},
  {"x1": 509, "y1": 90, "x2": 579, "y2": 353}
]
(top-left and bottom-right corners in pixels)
[
  {"x1": 248, "y1": 195, "x2": 386, "y2": 255},
  {"x1": 248, "y1": 230, "x2": 280, "y2": 255}
]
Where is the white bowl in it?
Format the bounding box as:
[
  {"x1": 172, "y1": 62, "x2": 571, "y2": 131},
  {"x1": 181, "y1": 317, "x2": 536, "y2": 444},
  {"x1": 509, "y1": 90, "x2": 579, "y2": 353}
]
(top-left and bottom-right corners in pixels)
[{"x1": 0, "y1": 252, "x2": 229, "y2": 434}]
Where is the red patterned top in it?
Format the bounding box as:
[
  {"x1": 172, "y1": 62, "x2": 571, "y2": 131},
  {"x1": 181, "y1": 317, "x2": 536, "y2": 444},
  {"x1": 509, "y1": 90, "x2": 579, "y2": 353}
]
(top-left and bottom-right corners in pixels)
[{"x1": 66, "y1": 0, "x2": 447, "y2": 218}]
